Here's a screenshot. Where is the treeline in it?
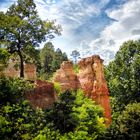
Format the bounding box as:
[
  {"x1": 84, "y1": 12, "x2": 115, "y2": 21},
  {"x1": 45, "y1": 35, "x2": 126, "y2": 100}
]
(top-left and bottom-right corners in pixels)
[{"x1": 38, "y1": 42, "x2": 68, "y2": 79}]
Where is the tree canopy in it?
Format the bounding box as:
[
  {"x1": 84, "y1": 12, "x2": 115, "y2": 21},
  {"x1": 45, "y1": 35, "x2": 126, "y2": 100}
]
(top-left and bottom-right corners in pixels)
[
  {"x1": 39, "y1": 42, "x2": 68, "y2": 79},
  {"x1": 105, "y1": 40, "x2": 140, "y2": 109},
  {"x1": 103, "y1": 40, "x2": 140, "y2": 140}
]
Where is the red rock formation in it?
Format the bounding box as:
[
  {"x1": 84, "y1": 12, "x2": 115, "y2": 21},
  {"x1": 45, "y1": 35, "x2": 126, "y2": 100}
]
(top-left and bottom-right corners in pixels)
[
  {"x1": 54, "y1": 55, "x2": 112, "y2": 125},
  {"x1": 53, "y1": 61, "x2": 80, "y2": 91},
  {"x1": 78, "y1": 55, "x2": 111, "y2": 125},
  {"x1": 25, "y1": 80, "x2": 57, "y2": 109}
]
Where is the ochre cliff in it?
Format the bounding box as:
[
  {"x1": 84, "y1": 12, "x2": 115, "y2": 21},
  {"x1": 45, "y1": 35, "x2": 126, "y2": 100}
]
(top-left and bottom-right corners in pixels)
[
  {"x1": 53, "y1": 61, "x2": 80, "y2": 91},
  {"x1": 54, "y1": 55, "x2": 111, "y2": 125},
  {"x1": 25, "y1": 80, "x2": 57, "y2": 109}
]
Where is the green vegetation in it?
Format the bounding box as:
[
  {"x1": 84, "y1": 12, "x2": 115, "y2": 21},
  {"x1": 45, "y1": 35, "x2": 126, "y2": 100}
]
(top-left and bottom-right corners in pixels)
[
  {"x1": 73, "y1": 64, "x2": 80, "y2": 73},
  {"x1": 0, "y1": 48, "x2": 10, "y2": 71},
  {"x1": 0, "y1": 77, "x2": 106, "y2": 140},
  {"x1": 0, "y1": 0, "x2": 140, "y2": 139},
  {"x1": 103, "y1": 40, "x2": 140, "y2": 140},
  {"x1": 39, "y1": 42, "x2": 68, "y2": 79},
  {"x1": 105, "y1": 40, "x2": 140, "y2": 110},
  {"x1": 54, "y1": 82, "x2": 62, "y2": 94}
]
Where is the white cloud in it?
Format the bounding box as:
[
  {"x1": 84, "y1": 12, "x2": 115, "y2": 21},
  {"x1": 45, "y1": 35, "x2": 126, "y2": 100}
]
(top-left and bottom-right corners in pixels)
[
  {"x1": 35, "y1": 0, "x2": 110, "y2": 38},
  {"x1": 81, "y1": 0, "x2": 140, "y2": 64}
]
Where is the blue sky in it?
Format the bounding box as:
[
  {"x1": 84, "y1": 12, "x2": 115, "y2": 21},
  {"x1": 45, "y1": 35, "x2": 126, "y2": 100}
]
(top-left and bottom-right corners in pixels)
[{"x1": 0, "y1": 0, "x2": 140, "y2": 64}]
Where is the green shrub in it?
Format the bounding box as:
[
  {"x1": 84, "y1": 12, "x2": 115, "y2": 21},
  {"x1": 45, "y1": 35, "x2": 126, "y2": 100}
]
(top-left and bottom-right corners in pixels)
[
  {"x1": 54, "y1": 82, "x2": 61, "y2": 94},
  {"x1": 117, "y1": 103, "x2": 140, "y2": 139},
  {"x1": 0, "y1": 77, "x2": 33, "y2": 105},
  {"x1": 42, "y1": 90, "x2": 106, "y2": 139},
  {"x1": 73, "y1": 64, "x2": 79, "y2": 73}
]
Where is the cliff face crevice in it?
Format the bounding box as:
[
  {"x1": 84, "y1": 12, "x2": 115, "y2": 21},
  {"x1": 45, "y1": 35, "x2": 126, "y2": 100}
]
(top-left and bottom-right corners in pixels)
[{"x1": 54, "y1": 55, "x2": 111, "y2": 125}]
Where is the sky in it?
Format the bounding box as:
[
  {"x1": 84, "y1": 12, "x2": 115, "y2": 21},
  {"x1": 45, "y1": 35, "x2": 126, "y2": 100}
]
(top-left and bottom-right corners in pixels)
[{"x1": 0, "y1": 0, "x2": 140, "y2": 64}]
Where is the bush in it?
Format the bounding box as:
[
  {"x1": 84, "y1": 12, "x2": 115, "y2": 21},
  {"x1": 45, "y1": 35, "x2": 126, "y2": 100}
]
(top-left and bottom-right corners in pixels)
[
  {"x1": 42, "y1": 90, "x2": 106, "y2": 139},
  {"x1": 117, "y1": 103, "x2": 140, "y2": 139},
  {"x1": 0, "y1": 77, "x2": 33, "y2": 105},
  {"x1": 54, "y1": 82, "x2": 61, "y2": 94},
  {"x1": 73, "y1": 64, "x2": 79, "y2": 73}
]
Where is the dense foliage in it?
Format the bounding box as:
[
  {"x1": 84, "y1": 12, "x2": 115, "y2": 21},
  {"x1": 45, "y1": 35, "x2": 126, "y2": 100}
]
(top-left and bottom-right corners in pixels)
[
  {"x1": 104, "y1": 40, "x2": 140, "y2": 140},
  {"x1": 1, "y1": 0, "x2": 140, "y2": 139},
  {"x1": 105, "y1": 40, "x2": 140, "y2": 109},
  {"x1": 0, "y1": 77, "x2": 106, "y2": 140},
  {"x1": 0, "y1": 48, "x2": 10, "y2": 71},
  {"x1": 39, "y1": 42, "x2": 68, "y2": 79}
]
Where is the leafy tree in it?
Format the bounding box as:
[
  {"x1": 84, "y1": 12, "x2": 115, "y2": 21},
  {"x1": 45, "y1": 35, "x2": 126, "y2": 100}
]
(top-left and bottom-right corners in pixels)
[
  {"x1": 0, "y1": 0, "x2": 61, "y2": 77},
  {"x1": 48, "y1": 90, "x2": 77, "y2": 134},
  {"x1": 105, "y1": 40, "x2": 140, "y2": 109},
  {"x1": 71, "y1": 50, "x2": 80, "y2": 64},
  {"x1": 40, "y1": 42, "x2": 55, "y2": 73},
  {"x1": 117, "y1": 103, "x2": 140, "y2": 140},
  {"x1": 103, "y1": 103, "x2": 140, "y2": 140},
  {"x1": 72, "y1": 90, "x2": 106, "y2": 139},
  {"x1": 103, "y1": 40, "x2": 140, "y2": 140}
]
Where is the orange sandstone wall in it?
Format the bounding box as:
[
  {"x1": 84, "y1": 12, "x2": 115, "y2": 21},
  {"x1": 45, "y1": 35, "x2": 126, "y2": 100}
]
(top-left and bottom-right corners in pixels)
[
  {"x1": 78, "y1": 55, "x2": 111, "y2": 125},
  {"x1": 25, "y1": 80, "x2": 57, "y2": 109},
  {"x1": 53, "y1": 61, "x2": 80, "y2": 91},
  {"x1": 54, "y1": 55, "x2": 111, "y2": 125}
]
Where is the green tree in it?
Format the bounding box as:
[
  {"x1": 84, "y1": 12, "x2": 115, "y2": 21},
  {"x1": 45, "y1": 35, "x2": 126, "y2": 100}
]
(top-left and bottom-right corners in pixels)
[
  {"x1": 49, "y1": 90, "x2": 77, "y2": 134},
  {"x1": 71, "y1": 50, "x2": 80, "y2": 64},
  {"x1": 51, "y1": 48, "x2": 68, "y2": 72},
  {"x1": 45, "y1": 90, "x2": 106, "y2": 139},
  {"x1": 105, "y1": 40, "x2": 140, "y2": 109},
  {"x1": 39, "y1": 42, "x2": 68, "y2": 79},
  {"x1": 117, "y1": 103, "x2": 140, "y2": 140},
  {"x1": 104, "y1": 103, "x2": 140, "y2": 140},
  {"x1": 0, "y1": 48, "x2": 10, "y2": 71},
  {"x1": 39, "y1": 42, "x2": 55, "y2": 79},
  {"x1": 0, "y1": 0, "x2": 61, "y2": 77}
]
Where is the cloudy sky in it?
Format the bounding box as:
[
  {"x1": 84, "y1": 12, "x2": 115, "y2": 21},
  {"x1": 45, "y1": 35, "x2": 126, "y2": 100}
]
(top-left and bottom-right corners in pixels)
[{"x1": 0, "y1": 0, "x2": 140, "y2": 64}]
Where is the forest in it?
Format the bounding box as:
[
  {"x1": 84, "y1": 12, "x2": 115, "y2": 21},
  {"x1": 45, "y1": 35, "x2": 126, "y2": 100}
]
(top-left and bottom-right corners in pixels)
[{"x1": 0, "y1": 0, "x2": 140, "y2": 140}]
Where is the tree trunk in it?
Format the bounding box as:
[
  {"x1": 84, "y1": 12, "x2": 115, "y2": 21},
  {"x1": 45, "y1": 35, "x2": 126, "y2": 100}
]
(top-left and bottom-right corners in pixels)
[{"x1": 18, "y1": 51, "x2": 24, "y2": 78}]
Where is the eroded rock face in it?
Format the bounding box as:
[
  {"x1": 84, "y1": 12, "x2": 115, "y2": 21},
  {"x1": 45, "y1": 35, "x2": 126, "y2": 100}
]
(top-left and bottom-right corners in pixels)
[
  {"x1": 25, "y1": 80, "x2": 57, "y2": 109},
  {"x1": 3, "y1": 59, "x2": 36, "y2": 80},
  {"x1": 78, "y1": 55, "x2": 111, "y2": 125},
  {"x1": 54, "y1": 55, "x2": 111, "y2": 125},
  {"x1": 53, "y1": 61, "x2": 80, "y2": 91}
]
